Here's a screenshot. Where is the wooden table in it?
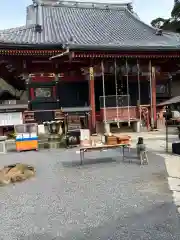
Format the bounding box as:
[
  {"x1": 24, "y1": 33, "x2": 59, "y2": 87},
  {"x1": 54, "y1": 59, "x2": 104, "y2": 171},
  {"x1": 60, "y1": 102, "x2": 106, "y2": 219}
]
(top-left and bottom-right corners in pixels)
[{"x1": 79, "y1": 144, "x2": 130, "y2": 165}]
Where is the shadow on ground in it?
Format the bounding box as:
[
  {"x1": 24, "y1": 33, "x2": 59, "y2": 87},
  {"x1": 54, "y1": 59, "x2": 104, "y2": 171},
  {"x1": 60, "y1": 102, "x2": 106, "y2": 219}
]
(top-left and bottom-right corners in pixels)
[
  {"x1": 61, "y1": 148, "x2": 142, "y2": 167},
  {"x1": 62, "y1": 157, "x2": 117, "y2": 167}
]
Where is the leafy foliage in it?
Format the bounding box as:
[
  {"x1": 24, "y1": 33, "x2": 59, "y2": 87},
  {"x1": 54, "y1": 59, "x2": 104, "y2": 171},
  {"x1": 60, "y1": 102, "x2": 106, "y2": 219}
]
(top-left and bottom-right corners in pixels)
[
  {"x1": 151, "y1": 18, "x2": 167, "y2": 29},
  {"x1": 171, "y1": 2, "x2": 180, "y2": 20},
  {"x1": 151, "y1": 2, "x2": 180, "y2": 33}
]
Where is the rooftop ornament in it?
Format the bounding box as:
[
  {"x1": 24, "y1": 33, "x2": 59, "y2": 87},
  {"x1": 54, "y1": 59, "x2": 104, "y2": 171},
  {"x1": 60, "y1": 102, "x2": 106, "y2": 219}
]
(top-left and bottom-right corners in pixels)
[
  {"x1": 32, "y1": 0, "x2": 38, "y2": 7},
  {"x1": 155, "y1": 29, "x2": 163, "y2": 36},
  {"x1": 35, "y1": 24, "x2": 42, "y2": 33}
]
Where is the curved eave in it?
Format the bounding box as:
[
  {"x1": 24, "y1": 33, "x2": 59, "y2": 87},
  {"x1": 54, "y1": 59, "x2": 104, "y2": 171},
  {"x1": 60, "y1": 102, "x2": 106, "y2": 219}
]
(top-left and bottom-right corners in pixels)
[
  {"x1": 0, "y1": 41, "x2": 179, "y2": 51},
  {"x1": 0, "y1": 42, "x2": 179, "y2": 51},
  {"x1": 0, "y1": 42, "x2": 63, "y2": 49},
  {"x1": 68, "y1": 44, "x2": 180, "y2": 51}
]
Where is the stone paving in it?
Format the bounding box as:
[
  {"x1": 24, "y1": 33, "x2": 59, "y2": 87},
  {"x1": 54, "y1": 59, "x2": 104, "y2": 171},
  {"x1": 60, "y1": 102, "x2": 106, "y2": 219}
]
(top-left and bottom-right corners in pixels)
[
  {"x1": 0, "y1": 139, "x2": 179, "y2": 239},
  {"x1": 145, "y1": 136, "x2": 180, "y2": 219}
]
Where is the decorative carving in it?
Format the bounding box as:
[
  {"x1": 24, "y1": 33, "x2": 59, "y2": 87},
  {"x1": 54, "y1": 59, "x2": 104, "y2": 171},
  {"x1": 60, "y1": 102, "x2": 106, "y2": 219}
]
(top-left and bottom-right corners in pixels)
[
  {"x1": 23, "y1": 112, "x2": 35, "y2": 123},
  {"x1": 29, "y1": 73, "x2": 55, "y2": 77},
  {"x1": 67, "y1": 115, "x2": 81, "y2": 130},
  {"x1": 34, "y1": 87, "x2": 52, "y2": 98}
]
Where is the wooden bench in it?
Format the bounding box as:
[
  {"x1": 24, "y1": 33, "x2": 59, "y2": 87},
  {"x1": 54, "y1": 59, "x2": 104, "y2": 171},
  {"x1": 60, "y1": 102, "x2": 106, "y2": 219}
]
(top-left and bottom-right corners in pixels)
[{"x1": 79, "y1": 144, "x2": 130, "y2": 165}]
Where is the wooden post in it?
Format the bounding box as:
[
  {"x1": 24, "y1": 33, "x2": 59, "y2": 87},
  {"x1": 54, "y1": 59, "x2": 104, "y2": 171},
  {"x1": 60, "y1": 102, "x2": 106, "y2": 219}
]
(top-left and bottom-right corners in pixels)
[
  {"x1": 137, "y1": 59, "x2": 141, "y2": 124},
  {"x1": 101, "y1": 60, "x2": 108, "y2": 133},
  {"x1": 26, "y1": 74, "x2": 30, "y2": 110},
  {"x1": 152, "y1": 66, "x2": 157, "y2": 128},
  {"x1": 89, "y1": 66, "x2": 96, "y2": 133},
  {"x1": 149, "y1": 60, "x2": 154, "y2": 128}
]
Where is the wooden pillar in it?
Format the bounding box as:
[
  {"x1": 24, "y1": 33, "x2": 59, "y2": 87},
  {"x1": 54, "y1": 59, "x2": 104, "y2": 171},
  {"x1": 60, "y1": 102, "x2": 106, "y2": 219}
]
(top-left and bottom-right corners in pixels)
[
  {"x1": 168, "y1": 74, "x2": 172, "y2": 98},
  {"x1": 137, "y1": 59, "x2": 141, "y2": 123},
  {"x1": 55, "y1": 73, "x2": 60, "y2": 109},
  {"x1": 0, "y1": 127, "x2": 3, "y2": 136},
  {"x1": 149, "y1": 60, "x2": 156, "y2": 129},
  {"x1": 89, "y1": 66, "x2": 96, "y2": 133},
  {"x1": 25, "y1": 75, "x2": 30, "y2": 110},
  {"x1": 151, "y1": 66, "x2": 157, "y2": 128},
  {"x1": 22, "y1": 61, "x2": 30, "y2": 110}
]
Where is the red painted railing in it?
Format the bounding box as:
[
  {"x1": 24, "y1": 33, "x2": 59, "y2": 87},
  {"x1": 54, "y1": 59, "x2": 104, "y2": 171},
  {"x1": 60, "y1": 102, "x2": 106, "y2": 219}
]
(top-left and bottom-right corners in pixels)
[
  {"x1": 99, "y1": 106, "x2": 151, "y2": 131},
  {"x1": 100, "y1": 106, "x2": 138, "y2": 122}
]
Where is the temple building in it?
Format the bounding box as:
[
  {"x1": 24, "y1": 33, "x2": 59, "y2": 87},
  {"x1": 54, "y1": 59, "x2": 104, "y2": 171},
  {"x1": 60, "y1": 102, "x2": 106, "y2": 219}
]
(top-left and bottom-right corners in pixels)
[{"x1": 0, "y1": 0, "x2": 180, "y2": 132}]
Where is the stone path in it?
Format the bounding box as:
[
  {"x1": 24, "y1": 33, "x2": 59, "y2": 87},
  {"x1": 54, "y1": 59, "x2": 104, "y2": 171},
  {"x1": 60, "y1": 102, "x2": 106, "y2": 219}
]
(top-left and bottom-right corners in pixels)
[
  {"x1": 0, "y1": 140, "x2": 179, "y2": 239},
  {"x1": 145, "y1": 137, "x2": 180, "y2": 217}
]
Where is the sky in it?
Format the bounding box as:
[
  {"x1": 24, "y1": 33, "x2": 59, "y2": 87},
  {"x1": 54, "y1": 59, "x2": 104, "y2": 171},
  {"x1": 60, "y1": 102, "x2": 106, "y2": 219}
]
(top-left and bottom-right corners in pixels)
[{"x1": 0, "y1": 0, "x2": 174, "y2": 29}]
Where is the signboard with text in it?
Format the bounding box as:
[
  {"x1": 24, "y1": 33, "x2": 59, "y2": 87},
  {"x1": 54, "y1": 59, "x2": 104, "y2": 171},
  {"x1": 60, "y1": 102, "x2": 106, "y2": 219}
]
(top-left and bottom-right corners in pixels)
[{"x1": 0, "y1": 112, "x2": 23, "y2": 126}]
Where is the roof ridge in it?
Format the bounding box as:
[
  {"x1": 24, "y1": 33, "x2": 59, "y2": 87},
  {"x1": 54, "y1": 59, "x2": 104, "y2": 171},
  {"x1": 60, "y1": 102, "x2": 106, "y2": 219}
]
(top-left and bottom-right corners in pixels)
[
  {"x1": 126, "y1": 9, "x2": 180, "y2": 41},
  {"x1": 125, "y1": 7, "x2": 158, "y2": 34},
  {"x1": 38, "y1": 0, "x2": 131, "y2": 10},
  {"x1": 0, "y1": 1, "x2": 179, "y2": 49},
  {"x1": 0, "y1": 25, "x2": 35, "y2": 34}
]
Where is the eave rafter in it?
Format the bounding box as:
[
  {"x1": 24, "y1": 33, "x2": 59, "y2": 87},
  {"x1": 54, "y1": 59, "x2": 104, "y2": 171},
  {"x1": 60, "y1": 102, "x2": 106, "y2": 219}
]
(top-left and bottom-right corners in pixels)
[
  {"x1": 73, "y1": 52, "x2": 180, "y2": 59},
  {"x1": 0, "y1": 49, "x2": 63, "y2": 56},
  {"x1": 0, "y1": 48, "x2": 179, "y2": 59}
]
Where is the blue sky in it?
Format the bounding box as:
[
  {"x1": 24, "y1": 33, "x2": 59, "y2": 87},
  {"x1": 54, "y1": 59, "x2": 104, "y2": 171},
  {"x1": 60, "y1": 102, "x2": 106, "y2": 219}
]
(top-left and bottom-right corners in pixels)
[{"x1": 0, "y1": 0, "x2": 174, "y2": 29}]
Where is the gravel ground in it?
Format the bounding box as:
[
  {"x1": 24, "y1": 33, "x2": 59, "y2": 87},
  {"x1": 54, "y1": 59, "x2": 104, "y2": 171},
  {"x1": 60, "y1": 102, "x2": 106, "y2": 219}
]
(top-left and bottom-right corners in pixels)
[{"x1": 0, "y1": 147, "x2": 179, "y2": 240}]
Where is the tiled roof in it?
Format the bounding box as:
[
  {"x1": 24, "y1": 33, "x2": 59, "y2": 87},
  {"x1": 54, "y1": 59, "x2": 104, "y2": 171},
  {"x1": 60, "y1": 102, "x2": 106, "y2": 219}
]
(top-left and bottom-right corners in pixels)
[{"x1": 0, "y1": 1, "x2": 180, "y2": 50}]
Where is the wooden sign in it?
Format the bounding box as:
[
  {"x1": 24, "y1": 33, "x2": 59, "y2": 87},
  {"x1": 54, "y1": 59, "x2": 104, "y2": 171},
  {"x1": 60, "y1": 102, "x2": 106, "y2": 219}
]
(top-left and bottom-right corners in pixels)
[
  {"x1": 0, "y1": 112, "x2": 23, "y2": 126},
  {"x1": 67, "y1": 115, "x2": 81, "y2": 130},
  {"x1": 89, "y1": 67, "x2": 94, "y2": 79}
]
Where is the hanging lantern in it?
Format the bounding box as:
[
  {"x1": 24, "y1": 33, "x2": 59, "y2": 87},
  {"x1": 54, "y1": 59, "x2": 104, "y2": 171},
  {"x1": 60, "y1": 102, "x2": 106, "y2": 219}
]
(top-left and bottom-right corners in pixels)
[
  {"x1": 141, "y1": 65, "x2": 149, "y2": 76},
  {"x1": 94, "y1": 64, "x2": 102, "y2": 77},
  {"x1": 109, "y1": 65, "x2": 114, "y2": 74},
  {"x1": 156, "y1": 66, "x2": 160, "y2": 72},
  {"x1": 121, "y1": 64, "x2": 130, "y2": 75},
  {"x1": 81, "y1": 67, "x2": 89, "y2": 76},
  {"x1": 120, "y1": 65, "x2": 126, "y2": 75},
  {"x1": 155, "y1": 66, "x2": 161, "y2": 75},
  {"x1": 131, "y1": 65, "x2": 138, "y2": 74}
]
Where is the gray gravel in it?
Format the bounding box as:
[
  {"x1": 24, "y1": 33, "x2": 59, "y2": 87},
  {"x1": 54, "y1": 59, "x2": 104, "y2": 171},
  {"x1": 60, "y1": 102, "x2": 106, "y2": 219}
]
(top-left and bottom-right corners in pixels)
[{"x1": 0, "y1": 148, "x2": 179, "y2": 240}]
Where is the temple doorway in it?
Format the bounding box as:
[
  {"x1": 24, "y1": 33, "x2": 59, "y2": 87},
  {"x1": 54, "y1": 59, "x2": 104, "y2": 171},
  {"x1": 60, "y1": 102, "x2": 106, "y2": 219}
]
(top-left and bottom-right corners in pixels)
[{"x1": 58, "y1": 81, "x2": 89, "y2": 108}]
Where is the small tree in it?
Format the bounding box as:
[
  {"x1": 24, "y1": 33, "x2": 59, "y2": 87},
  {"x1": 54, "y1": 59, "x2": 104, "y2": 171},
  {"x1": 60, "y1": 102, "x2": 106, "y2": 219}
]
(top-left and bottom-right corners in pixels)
[{"x1": 151, "y1": 18, "x2": 166, "y2": 29}]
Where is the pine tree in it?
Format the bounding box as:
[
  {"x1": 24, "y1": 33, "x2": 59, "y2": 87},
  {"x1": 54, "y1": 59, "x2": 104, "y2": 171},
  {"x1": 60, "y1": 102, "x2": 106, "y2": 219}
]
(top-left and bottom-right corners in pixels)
[{"x1": 151, "y1": 1, "x2": 180, "y2": 32}]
